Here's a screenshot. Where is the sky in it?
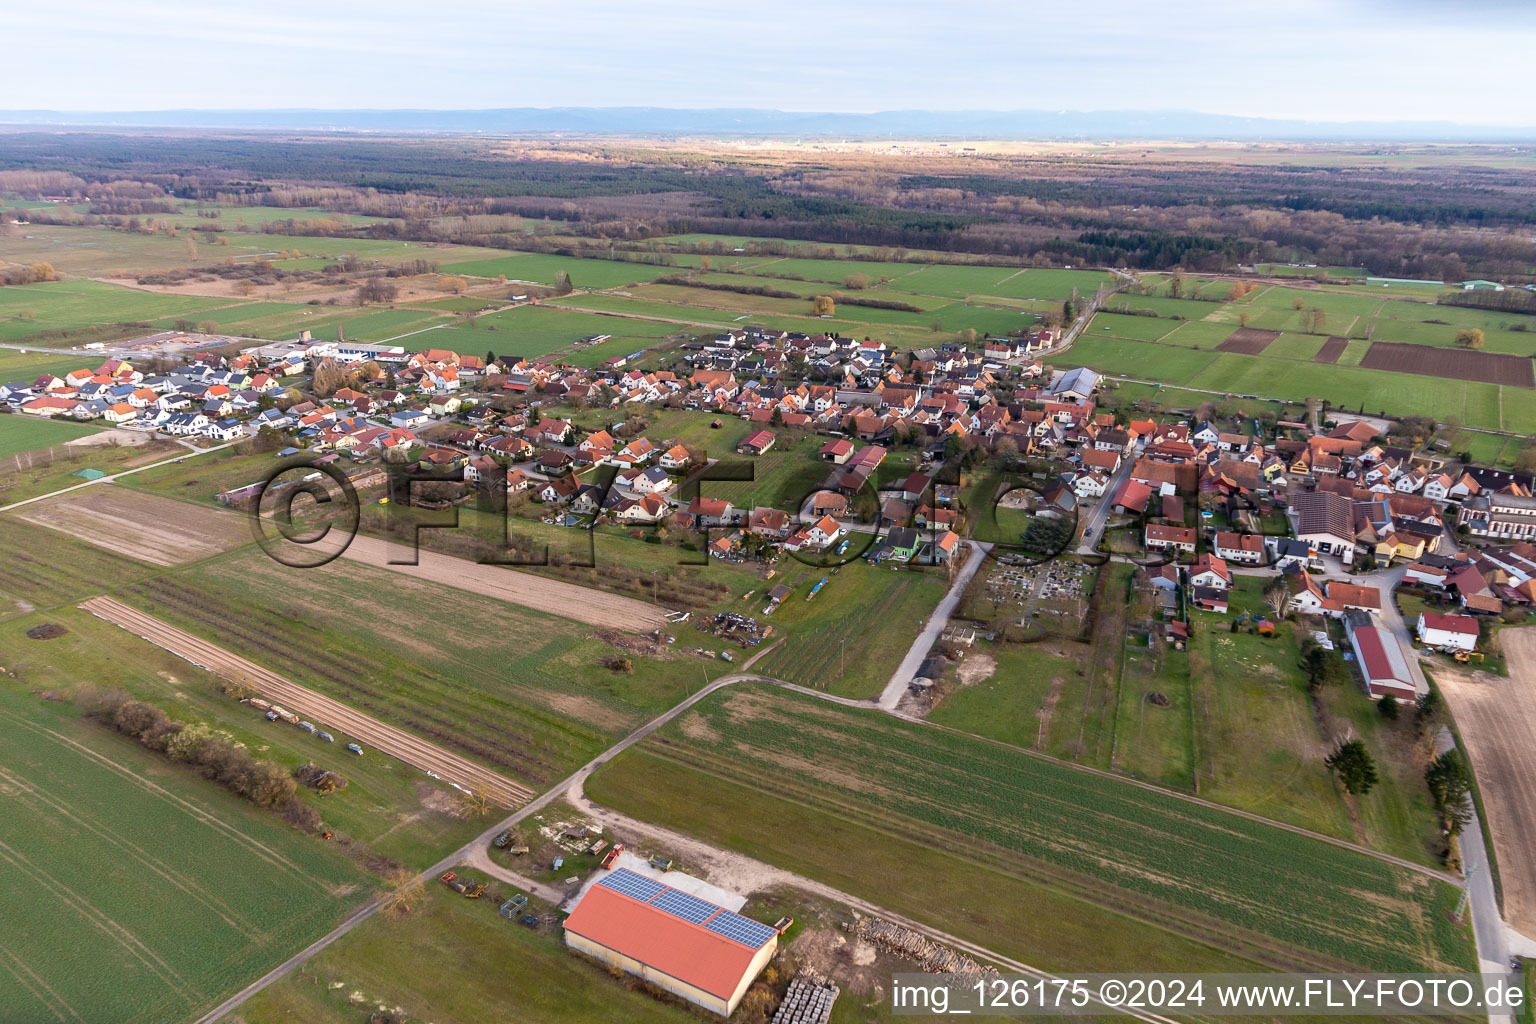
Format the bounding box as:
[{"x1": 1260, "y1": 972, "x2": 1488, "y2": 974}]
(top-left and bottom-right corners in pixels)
[{"x1": 6, "y1": 0, "x2": 1534, "y2": 126}]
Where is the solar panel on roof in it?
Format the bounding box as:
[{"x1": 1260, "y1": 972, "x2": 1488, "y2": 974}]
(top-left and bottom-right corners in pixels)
[
  {"x1": 597, "y1": 869, "x2": 666, "y2": 903},
  {"x1": 704, "y1": 910, "x2": 778, "y2": 949},
  {"x1": 651, "y1": 887, "x2": 720, "y2": 925}
]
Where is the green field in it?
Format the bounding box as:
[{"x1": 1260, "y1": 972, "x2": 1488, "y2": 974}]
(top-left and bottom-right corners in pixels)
[
  {"x1": 752, "y1": 564, "x2": 950, "y2": 699},
  {"x1": 239, "y1": 886, "x2": 696, "y2": 1024},
  {"x1": 588, "y1": 684, "x2": 1473, "y2": 972},
  {"x1": 0, "y1": 413, "x2": 100, "y2": 459},
  {"x1": 0, "y1": 280, "x2": 232, "y2": 340},
  {"x1": 117, "y1": 548, "x2": 725, "y2": 789},
  {"x1": 438, "y1": 252, "x2": 680, "y2": 290},
  {"x1": 147, "y1": 301, "x2": 454, "y2": 345},
  {"x1": 0, "y1": 517, "x2": 155, "y2": 615},
  {"x1": 1062, "y1": 325, "x2": 1529, "y2": 431},
  {"x1": 428, "y1": 303, "x2": 679, "y2": 360},
  {"x1": 0, "y1": 689, "x2": 368, "y2": 1024}
]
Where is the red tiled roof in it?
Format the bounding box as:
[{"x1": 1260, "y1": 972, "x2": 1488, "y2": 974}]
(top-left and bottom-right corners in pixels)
[
  {"x1": 563, "y1": 882, "x2": 768, "y2": 1000},
  {"x1": 1420, "y1": 611, "x2": 1479, "y2": 636}
]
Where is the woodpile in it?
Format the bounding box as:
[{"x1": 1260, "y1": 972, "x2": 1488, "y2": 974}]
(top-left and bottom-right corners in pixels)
[
  {"x1": 771, "y1": 970, "x2": 839, "y2": 1024},
  {"x1": 846, "y1": 916, "x2": 996, "y2": 977}
]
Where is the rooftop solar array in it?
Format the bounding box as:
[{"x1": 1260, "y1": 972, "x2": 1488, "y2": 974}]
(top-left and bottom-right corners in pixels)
[
  {"x1": 595, "y1": 868, "x2": 777, "y2": 948},
  {"x1": 704, "y1": 909, "x2": 780, "y2": 949},
  {"x1": 651, "y1": 887, "x2": 719, "y2": 925},
  {"x1": 597, "y1": 869, "x2": 666, "y2": 903}
]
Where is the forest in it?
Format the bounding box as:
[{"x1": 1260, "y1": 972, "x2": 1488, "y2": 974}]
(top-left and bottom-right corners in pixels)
[{"x1": 2, "y1": 132, "x2": 1534, "y2": 280}]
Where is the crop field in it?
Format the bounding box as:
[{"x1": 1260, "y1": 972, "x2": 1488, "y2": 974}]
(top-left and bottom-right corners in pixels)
[
  {"x1": 0, "y1": 413, "x2": 100, "y2": 459},
  {"x1": 0, "y1": 516, "x2": 153, "y2": 616},
  {"x1": 752, "y1": 564, "x2": 950, "y2": 699},
  {"x1": 0, "y1": 603, "x2": 487, "y2": 867},
  {"x1": 1314, "y1": 336, "x2": 1349, "y2": 363},
  {"x1": 1059, "y1": 335, "x2": 1219, "y2": 383},
  {"x1": 1358, "y1": 341, "x2": 1535, "y2": 386},
  {"x1": 1158, "y1": 320, "x2": 1242, "y2": 348},
  {"x1": 591, "y1": 685, "x2": 1473, "y2": 972},
  {"x1": 1215, "y1": 327, "x2": 1281, "y2": 355},
  {"x1": 1090, "y1": 311, "x2": 1181, "y2": 342},
  {"x1": 1248, "y1": 287, "x2": 1379, "y2": 317},
  {"x1": 17, "y1": 485, "x2": 249, "y2": 566},
  {"x1": 994, "y1": 267, "x2": 1118, "y2": 300},
  {"x1": 432, "y1": 303, "x2": 679, "y2": 360},
  {"x1": 1107, "y1": 295, "x2": 1227, "y2": 320},
  {"x1": 115, "y1": 545, "x2": 745, "y2": 783},
  {"x1": 1065, "y1": 329, "x2": 1527, "y2": 431},
  {"x1": 0, "y1": 280, "x2": 231, "y2": 341},
  {"x1": 0, "y1": 223, "x2": 234, "y2": 276},
  {"x1": 0, "y1": 348, "x2": 114, "y2": 383},
  {"x1": 1260, "y1": 332, "x2": 1327, "y2": 360},
  {"x1": 0, "y1": 689, "x2": 367, "y2": 1024},
  {"x1": 147, "y1": 301, "x2": 455, "y2": 346}
]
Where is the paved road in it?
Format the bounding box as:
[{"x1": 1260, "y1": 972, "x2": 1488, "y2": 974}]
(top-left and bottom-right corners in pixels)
[
  {"x1": 1371, "y1": 563, "x2": 1527, "y2": 1008},
  {"x1": 1075, "y1": 453, "x2": 1135, "y2": 554},
  {"x1": 877, "y1": 540, "x2": 991, "y2": 709}
]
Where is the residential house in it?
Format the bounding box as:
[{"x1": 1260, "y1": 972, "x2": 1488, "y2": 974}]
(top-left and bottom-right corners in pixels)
[
  {"x1": 1289, "y1": 489, "x2": 1357, "y2": 562},
  {"x1": 1145, "y1": 524, "x2": 1196, "y2": 554},
  {"x1": 1213, "y1": 531, "x2": 1265, "y2": 564},
  {"x1": 737, "y1": 430, "x2": 777, "y2": 456},
  {"x1": 1188, "y1": 553, "x2": 1231, "y2": 590},
  {"x1": 1417, "y1": 611, "x2": 1479, "y2": 652}
]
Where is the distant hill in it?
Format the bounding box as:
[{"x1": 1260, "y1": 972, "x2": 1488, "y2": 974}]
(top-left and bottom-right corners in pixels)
[{"x1": 0, "y1": 107, "x2": 1531, "y2": 141}]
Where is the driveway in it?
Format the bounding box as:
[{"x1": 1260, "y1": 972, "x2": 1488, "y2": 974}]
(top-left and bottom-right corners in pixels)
[{"x1": 876, "y1": 541, "x2": 991, "y2": 709}]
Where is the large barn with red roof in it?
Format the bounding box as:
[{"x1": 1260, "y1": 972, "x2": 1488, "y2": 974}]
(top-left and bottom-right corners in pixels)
[{"x1": 563, "y1": 868, "x2": 780, "y2": 1016}]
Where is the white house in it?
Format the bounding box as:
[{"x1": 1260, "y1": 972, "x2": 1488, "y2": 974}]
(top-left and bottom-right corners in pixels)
[
  {"x1": 1417, "y1": 611, "x2": 1479, "y2": 652},
  {"x1": 1188, "y1": 553, "x2": 1231, "y2": 590},
  {"x1": 1073, "y1": 471, "x2": 1109, "y2": 499}
]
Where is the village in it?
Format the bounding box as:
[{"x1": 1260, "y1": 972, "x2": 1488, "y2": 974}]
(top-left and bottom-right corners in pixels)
[{"x1": 7, "y1": 316, "x2": 1534, "y2": 699}]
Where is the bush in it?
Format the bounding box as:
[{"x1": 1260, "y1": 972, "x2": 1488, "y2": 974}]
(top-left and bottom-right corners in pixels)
[{"x1": 81, "y1": 692, "x2": 306, "y2": 819}]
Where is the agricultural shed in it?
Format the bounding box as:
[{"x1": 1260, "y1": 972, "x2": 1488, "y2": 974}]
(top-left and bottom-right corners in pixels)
[
  {"x1": 563, "y1": 869, "x2": 778, "y2": 1016},
  {"x1": 1344, "y1": 614, "x2": 1418, "y2": 701}
]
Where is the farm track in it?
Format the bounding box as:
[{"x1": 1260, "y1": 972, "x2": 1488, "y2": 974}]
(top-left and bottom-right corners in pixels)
[{"x1": 79, "y1": 597, "x2": 535, "y2": 809}]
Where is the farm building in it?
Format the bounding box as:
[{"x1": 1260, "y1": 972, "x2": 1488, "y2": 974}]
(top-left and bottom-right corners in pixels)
[
  {"x1": 1417, "y1": 611, "x2": 1480, "y2": 653},
  {"x1": 562, "y1": 869, "x2": 778, "y2": 1017},
  {"x1": 737, "y1": 430, "x2": 777, "y2": 456},
  {"x1": 1344, "y1": 614, "x2": 1418, "y2": 701}
]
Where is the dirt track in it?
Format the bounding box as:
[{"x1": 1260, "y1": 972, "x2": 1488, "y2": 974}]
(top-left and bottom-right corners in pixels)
[
  {"x1": 1436, "y1": 626, "x2": 1536, "y2": 934},
  {"x1": 79, "y1": 596, "x2": 535, "y2": 809},
  {"x1": 339, "y1": 535, "x2": 669, "y2": 634}
]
